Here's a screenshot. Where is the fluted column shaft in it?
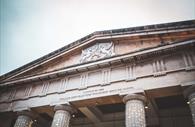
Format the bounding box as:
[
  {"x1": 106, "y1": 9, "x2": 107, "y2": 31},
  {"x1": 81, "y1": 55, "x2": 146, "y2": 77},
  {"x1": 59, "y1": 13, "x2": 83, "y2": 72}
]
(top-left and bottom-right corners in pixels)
[
  {"x1": 184, "y1": 85, "x2": 195, "y2": 126},
  {"x1": 189, "y1": 92, "x2": 195, "y2": 126},
  {"x1": 123, "y1": 94, "x2": 146, "y2": 127},
  {"x1": 51, "y1": 104, "x2": 75, "y2": 127},
  {"x1": 14, "y1": 112, "x2": 33, "y2": 127}
]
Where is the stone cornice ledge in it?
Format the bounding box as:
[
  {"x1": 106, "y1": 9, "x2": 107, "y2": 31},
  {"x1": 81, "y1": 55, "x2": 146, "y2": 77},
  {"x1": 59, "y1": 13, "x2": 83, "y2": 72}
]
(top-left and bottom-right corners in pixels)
[{"x1": 0, "y1": 39, "x2": 195, "y2": 86}]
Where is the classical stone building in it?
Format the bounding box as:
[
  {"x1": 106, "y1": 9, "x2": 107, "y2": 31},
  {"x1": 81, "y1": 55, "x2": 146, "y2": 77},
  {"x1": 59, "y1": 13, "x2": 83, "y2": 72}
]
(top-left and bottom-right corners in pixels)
[{"x1": 0, "y1": 20, "x2": 195, "y2": 127}]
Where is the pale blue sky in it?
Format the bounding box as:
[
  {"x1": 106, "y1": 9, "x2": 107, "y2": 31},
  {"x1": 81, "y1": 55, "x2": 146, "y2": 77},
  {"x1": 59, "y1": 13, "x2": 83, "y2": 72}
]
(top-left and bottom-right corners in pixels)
[{"x1": 0, "y1": 0, "x2": 195, "y2": 75}]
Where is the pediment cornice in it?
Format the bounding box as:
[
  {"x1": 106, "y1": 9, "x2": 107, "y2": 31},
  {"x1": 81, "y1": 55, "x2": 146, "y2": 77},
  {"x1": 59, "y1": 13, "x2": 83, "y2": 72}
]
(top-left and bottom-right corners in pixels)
[
  {"x1": 0, "y1": 20, "x2": 195, "y2": 82},
  {"x1": 1, "y1": 39, "x2": 194, "y2": 86}
]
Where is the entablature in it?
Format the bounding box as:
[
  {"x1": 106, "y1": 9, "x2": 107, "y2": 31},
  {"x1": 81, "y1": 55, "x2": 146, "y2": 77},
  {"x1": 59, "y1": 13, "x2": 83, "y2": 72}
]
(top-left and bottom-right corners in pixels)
[{"x1": 0, "y1": 40, "x2": 195, "y2": 112}]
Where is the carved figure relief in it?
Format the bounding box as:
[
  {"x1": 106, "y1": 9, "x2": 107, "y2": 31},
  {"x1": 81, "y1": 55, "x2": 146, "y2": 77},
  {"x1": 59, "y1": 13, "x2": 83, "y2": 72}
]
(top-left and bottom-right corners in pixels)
[{"x1": 80, "y1": 42, "x2": 115, "y2": 63}]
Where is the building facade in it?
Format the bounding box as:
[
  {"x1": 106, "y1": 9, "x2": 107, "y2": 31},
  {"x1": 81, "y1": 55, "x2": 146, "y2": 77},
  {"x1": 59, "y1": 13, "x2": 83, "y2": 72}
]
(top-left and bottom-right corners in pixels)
[{"x1": 0, "y1": 20, "x2": 195, "y2": 127}]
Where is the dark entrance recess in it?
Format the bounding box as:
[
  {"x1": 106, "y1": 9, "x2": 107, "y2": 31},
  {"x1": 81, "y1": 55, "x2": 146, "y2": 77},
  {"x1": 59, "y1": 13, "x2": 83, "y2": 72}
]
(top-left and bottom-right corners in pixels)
[
  {"x1": 97, "y1": 103, "x2": 125, "y2": 114},
  {"x1": 155, "y1": 94, "x2": 188, "y2": 110}
]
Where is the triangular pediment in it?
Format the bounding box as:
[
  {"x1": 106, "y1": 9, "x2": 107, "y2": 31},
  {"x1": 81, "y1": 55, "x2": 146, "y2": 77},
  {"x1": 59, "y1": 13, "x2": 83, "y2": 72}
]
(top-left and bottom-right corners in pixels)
[
  {"x1": 0, "y1": 20, "x2": 195, "y2": 84},
  {"x1": 2, "y1": 40, "x2": 117, "y2": 81},
  {"x1": 18, "y1": 41, "x2": 115, "y2": 77}
]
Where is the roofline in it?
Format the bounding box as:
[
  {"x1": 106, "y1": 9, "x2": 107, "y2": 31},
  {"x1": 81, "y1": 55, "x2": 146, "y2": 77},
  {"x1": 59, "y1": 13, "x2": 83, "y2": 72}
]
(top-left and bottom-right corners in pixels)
[
  {"x1": 1, "y1": 19, "x2": 195, "y2": 81},
  {"x1": 1, "y1": 38, "x2": 194, "y2": 86}
]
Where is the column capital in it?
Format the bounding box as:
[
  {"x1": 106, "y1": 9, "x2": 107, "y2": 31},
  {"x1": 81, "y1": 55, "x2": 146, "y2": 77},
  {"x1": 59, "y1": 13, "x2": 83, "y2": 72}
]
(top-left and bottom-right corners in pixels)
[
  {"x1": 123, "y1": 94, "x2": 146, "y2": 104},
  {"x1": 54, "y1": 104, "x2": 76, "y2": 114},
  {"x1": 183, "y1": 85, "x2": 195, "y2": 99}
]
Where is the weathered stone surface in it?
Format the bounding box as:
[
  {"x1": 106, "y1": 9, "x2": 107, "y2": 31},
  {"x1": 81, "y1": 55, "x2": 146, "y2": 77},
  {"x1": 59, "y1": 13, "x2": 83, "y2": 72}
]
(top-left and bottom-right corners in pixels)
[
  {"x1": 123, "y1": 94, "x2": 146, "y2": 127},
  {"x1": 184, "y1": 85, "x2": 195, "y2": 126},
  {"x1": 189, "y1": 92, "x2": 195, "y2": 127},
  {"x1": 51, "y1": 104, "x2": 76, "y2": 127},
  {"x1": 14, "y1": 113, "x2": 33, "y2": 127}
]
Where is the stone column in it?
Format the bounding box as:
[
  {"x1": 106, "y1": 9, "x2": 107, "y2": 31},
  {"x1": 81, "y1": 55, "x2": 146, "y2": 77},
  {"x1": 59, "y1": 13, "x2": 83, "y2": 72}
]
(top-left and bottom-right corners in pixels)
[
  {"x1": 184, "y1": 85, "x2": 195, "y2": 126},
  {"x1": 123, "y1": 94, "x2": 146, "y2": 127},
  {"x1": 51, "y1": 104, "x2": 75, "y2": 127},
  {"x1": 14, "y1": 111, "x2": 33, "y2": 127}
]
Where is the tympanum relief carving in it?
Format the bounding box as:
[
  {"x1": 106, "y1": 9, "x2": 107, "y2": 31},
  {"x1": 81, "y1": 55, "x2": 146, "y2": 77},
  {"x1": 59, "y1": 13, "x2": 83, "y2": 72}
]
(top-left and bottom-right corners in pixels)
[{"x1": 80, "y1": 42, "x2": 115, "y2": 63}]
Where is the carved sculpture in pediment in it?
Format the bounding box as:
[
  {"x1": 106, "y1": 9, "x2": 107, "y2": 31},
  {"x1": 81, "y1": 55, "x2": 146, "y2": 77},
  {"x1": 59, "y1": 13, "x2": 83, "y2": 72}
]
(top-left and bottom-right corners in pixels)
[{"x1": 80, "y1": 42, "x2": 115, "y2": 63}]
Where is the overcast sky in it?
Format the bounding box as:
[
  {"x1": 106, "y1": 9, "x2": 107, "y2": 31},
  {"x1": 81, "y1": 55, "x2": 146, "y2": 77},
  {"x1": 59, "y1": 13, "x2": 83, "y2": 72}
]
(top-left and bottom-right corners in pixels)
[{"x1": 0, "y1": 0, "x2": 195, "y2": 75}]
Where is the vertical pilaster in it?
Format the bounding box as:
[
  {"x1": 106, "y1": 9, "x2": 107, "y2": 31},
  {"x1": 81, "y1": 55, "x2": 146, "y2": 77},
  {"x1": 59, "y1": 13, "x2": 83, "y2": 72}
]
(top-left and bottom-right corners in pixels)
[
  {"x1": 184, "y1": 85, "x2": 195, "y2": 126},
  {"x1": 123, "y1": 94, "x2": 146, "y2": 127},
  {"x1": 51, "y1": 104, "x2": 75, "y2": 127},
  {"x1": 80, "y1": 73, "x2": 88, "y2": 89},
  {"x1": 14, "y1": 111, "x2": 33, "y2": 127},
  {"x1": 102, "y1": 69, "x2": 111, "y2": 85},
  {"x1": 126, "y1": 64, "x2": 136, "y2": 81}
]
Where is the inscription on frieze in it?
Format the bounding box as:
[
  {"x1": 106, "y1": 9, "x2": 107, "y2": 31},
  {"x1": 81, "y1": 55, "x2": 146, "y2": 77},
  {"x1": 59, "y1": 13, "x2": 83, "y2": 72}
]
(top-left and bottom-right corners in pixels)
[
  {"x1": 80, "y1": 42, "x2": 115, "y2": 63},
  {"x1": 58, "y1": 86, "x2": 137, "y2": 102}
]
